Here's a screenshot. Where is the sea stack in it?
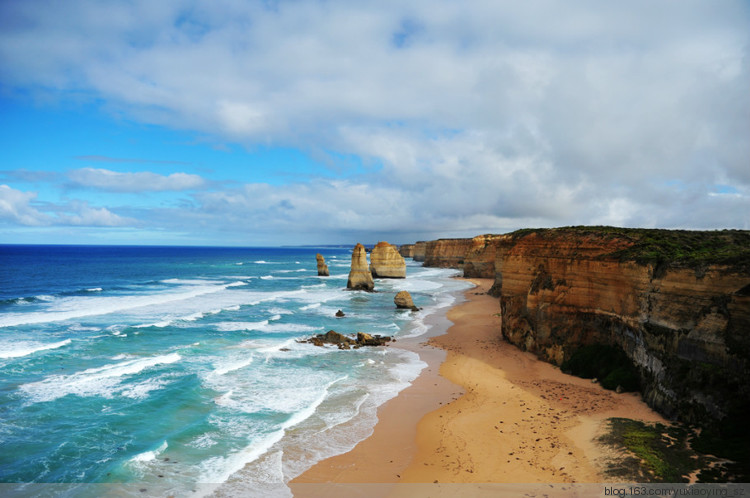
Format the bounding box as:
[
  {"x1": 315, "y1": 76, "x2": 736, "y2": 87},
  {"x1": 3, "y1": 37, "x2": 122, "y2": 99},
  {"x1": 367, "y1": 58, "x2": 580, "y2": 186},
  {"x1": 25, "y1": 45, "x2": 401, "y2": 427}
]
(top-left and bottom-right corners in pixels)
[
  {"x1": 394, "y1": 290, "x2": 418, "y2": 310},
  {"x1": 347, "y1": 243, "x2": 375, "y2": 291},
  {"x1": 316, "y1": 253, "x2": 329, "y2": 276},
  {"x1": 369, "y1": 242, "x2": 406, "y2": 278}
]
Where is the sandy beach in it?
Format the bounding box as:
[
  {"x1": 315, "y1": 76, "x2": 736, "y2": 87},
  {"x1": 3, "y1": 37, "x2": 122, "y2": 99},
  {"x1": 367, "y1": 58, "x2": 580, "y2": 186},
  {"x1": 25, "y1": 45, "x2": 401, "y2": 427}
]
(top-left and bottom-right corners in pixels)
[{"x1": 291, "y1": 278, "x2": 666, "y2": 495}]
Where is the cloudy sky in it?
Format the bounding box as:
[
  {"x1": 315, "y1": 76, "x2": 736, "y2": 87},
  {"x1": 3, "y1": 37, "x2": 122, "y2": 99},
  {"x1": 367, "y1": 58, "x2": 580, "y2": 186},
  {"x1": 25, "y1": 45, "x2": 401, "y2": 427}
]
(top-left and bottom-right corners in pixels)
[{"x1": 1, "y1": 0, "x2": 748, "y2": 246}]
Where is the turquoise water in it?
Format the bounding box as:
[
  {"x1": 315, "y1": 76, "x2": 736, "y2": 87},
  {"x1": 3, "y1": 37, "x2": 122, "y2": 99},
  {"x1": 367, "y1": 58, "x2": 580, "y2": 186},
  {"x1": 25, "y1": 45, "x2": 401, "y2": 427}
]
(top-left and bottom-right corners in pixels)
[{"x1": 0, "y1": 245, "x2": 470, "y2": 495}]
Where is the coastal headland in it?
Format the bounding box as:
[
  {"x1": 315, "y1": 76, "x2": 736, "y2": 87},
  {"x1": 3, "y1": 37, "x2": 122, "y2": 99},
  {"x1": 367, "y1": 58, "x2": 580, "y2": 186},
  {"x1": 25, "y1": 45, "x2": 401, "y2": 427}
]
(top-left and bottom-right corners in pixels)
[{"x1": 293, "y1": 227, "x2": 750, "y2": 491}]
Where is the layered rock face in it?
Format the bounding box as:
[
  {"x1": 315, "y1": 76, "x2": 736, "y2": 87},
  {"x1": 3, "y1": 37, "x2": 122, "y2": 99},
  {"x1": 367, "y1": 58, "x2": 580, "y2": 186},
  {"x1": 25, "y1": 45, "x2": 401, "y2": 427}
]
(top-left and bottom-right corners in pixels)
[
  {"x1": 316, "y1": 253, "x2": 329, "y2": 276},
  {"x1": 370, "y1": 242, "x2": 406, "y2": 278},
  {"x1": 346, "y1": 243, "x2": 375, "y2": 291},
  {"x1": 412, "y1": 241, "x2": 427, "y2": 262},
  {"x1": 463, "y1": 234, "x2": 508, "y2": 278},
  {"x1": 491, "y1": 228, "x2": 750, "y2": 426},
  {"x1": 423, "y1": 238, "x2": 473, "y2": 268},
  {"x1": 399, "y1": 244, "x2": 415, "y2": 258}
]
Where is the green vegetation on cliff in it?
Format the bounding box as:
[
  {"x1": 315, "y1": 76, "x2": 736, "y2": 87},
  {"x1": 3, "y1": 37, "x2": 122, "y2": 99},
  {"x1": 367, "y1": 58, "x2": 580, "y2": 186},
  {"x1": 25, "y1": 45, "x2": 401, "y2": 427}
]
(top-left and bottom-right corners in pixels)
[{"x1": 510, "y1": 226, "x2": 750, "y2": 270}]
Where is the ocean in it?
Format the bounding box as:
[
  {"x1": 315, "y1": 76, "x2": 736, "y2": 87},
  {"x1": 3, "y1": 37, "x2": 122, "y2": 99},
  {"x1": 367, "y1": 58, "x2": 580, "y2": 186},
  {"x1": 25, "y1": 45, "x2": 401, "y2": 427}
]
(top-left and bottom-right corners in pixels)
[{"x1": 0, "y1": 245, "x2": 470, "y2": 495}]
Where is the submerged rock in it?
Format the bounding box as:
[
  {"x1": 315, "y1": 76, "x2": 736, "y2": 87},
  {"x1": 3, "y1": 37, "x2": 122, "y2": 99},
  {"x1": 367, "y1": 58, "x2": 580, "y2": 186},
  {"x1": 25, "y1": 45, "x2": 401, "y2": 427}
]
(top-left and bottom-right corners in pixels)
[
  {"x1": 300, "y1": 329, "x2": 392, "y2": 348},
  {"x1": 347, "y1": 243, "x2": 375, "y2": 291},
  {"x1": 369, "y1": 241, "x2": 406, "y2": 278},
  {"x1": 316, "y1": 253, "x2": 330, "y2": 276}
]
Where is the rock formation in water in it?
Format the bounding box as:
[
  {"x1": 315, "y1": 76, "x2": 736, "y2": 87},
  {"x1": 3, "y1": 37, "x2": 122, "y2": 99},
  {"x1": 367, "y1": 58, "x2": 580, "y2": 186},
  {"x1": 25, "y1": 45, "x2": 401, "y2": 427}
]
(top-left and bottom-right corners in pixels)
[
  {"x1": 369, "y1": 241, "x2": 406, "y2": 278},
  {"x1": 316, "y1": 253, "x2": 329, "y2": 276},
  {"x1": 347, "y1": 243, "x2": 375, "y2": 291},
  {"x1": 394, "y1": 290, "x2": 418, "y2": 311},
  {"x1": 301, "y1": 330, "x2": 392, "y2": 349}
]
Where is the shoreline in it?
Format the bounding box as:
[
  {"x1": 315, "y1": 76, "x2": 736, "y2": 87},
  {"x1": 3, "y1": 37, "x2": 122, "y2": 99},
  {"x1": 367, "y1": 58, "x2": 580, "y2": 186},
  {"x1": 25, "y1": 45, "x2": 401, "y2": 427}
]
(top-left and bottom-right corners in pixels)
[
  {"x1": 292, "y1": 278, "x2": 667, "y2": 494},
  {"x1": 288, "y1": 278, "x2": 470, "y2": 488}
]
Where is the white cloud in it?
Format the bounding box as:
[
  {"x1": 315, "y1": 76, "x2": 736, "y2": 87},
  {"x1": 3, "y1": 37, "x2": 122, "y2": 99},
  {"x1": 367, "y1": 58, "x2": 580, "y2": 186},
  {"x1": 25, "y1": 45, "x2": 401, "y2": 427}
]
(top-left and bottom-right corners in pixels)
[
  {"x1": 0, "y1": 185, "x2": 49, "y2": 226},
  {"x1": 68, "y1": 168, "x2": 205, "y2": 192},
  {"x1": 1, "y1": 0, "x2": 748, "y2": 240},
  {"x1": 58, "y1": 201, "x2": 134, "y2": 227},
  {"x1": 0, "y1": 185, "x2": 135, "y2": 229}
]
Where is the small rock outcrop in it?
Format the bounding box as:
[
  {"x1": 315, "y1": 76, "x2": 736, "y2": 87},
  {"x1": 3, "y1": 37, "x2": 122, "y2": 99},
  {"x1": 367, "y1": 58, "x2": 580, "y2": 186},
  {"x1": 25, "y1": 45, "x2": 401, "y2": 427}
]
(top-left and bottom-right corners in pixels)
[
  {"x1": 335, "y1": 310, "x2": 345, "y2": 317},
  {"x1": 301, "y1": 330, "x2": 392, "y2": 349},
  {"x1": 316, "y1": 253, "x2": 329, "y2": 276},
  {"x1": 347, "y1": 243, "x2": 375, "y2": 291},
  {"x1": 394, "y1": 290, "x2": 419, "y2": 311},
  {"x1": 369, "y1": 242, "x2": 406, "y2": 278}
]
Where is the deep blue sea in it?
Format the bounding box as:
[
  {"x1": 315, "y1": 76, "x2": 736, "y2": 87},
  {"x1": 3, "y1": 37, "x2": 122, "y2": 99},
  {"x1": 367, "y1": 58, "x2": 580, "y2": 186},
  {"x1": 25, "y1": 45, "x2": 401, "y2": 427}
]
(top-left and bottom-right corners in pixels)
[{"x1": 0, "y1": 245, "x2": 469, "y2": 495}]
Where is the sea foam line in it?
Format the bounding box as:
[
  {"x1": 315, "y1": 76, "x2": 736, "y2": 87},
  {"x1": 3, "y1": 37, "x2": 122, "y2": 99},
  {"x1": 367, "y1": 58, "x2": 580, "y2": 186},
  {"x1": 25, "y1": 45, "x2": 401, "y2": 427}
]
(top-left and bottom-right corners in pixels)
[
  {"x1": 0, "y1": 283, "x2": 239, "y2": 328},
  {"x1": 0, "y1": 339, "x2": 72, "y2": 359},
  {"x1": 20, "y1": 353, "x2": 181, "y2": 402},
  {"x1": 198, "y1": 376, "x2": 346, "y2": 486}
]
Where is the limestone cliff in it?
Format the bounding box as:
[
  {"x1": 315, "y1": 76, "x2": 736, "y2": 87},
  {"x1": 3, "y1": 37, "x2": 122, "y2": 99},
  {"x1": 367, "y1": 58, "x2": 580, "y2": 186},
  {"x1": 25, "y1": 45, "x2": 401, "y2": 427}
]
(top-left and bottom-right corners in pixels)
[
  {"x1": 370, "y1": 242, "x2": 406, "y2": 278},
  {"x1": 399, "y1": 244, "x2": 415, "y2": 258},
  {"x1": 490, "y1": 227, "x2": 750, "y2": 427},
  {"x1": 423, "y1": 238, "x2": 473, "y2": 268},
  {"x1": 412, "y1": 241, "x2": 427, "y2": 262},
  {"x1": 316, "y1": 253, "x2": 329, "y2": 277},
  {"x1": 347, "y1": 243, "x2": 375, "y2": 291},
  {"x1": 463, "y1": 234, "x2": 508, "y2": 278}
]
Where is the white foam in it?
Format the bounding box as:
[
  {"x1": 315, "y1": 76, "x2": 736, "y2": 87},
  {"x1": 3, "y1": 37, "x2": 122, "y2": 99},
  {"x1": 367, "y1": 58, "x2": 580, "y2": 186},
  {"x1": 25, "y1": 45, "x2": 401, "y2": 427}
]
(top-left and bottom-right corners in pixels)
[
  {"x1": 85, "y1": 288, "x2": 103, "y2": 293},
  {"x1": 257, "y1": 338, "x2": 295, "y2": 354},
  {"x1": 260, "y1": 275, "x2": 273, "y2": 280},
  {"x1": 121, "y1": 376, "x2": 172, "y2": 399},
  {"x1": 111, "y1": 353, "x2": 135, "y2": 360},
  {"x1": 254, "y1": 260, "x2": 271, "y2": 264},
  {"x1": 130, "y1": 441, "x2": 168, "y2": 463},
  {"x1": 215, "y1": 321, "x2": 321, "y2": 334},
  {"x1": 20, "y1": 353, "x2": 181, "y2": 402},
  {"x1": 161, "y1": 278, "x2": 214, "y2": 285},
  {"x1": 215, "y1": 321, "x2": 269, "y2": 332},
  {"x1": 267, "y1": 307, "x2": 293, "y2": 316},
  {"x1": 0, "y1": 282, "x2": 238, "y2": 328},
  {"x1": 213, "y1": 356, "x2": 254, "y2": 376},
  {"x1": 299, "y1": 303, "x2": 320, "y2": 311},
  {"x1": 257, "y1": 323, "x2": 322, "y2": 334},
  {"x1": 198, "y1": 377, "x2": 344, "y2": 485},
  {"x1": 0, "y1": 339, "x2": 71, "y2": 359}
]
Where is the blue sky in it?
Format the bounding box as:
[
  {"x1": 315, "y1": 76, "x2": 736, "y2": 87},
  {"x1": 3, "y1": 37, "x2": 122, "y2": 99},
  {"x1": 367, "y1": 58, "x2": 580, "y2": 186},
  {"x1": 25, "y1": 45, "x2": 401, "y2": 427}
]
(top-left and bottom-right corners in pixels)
[{"x1": 1, "y1": 0, "x2": 748, "y2": 246}]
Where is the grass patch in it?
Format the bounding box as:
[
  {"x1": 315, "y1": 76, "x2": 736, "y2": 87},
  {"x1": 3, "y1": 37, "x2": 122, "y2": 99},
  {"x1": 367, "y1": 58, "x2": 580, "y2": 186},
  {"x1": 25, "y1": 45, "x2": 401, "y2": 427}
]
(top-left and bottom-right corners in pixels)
[
  {"x1": 561, "y1": 344, "x2": 640, "y2": 392},
  {"x1": 509, "y1": 226, "x2": 750, "y2": 271},
  {"x1": 600, "y1": 418, "x2": 713, "y2": 482}
]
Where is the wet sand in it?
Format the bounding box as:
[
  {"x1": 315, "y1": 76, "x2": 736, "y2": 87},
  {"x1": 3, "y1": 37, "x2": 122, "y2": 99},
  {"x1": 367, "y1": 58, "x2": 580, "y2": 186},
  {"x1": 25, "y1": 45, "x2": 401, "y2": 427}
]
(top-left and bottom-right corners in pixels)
[{"x1": 291, "y1": 278, "x2": 666, "y2": 494}]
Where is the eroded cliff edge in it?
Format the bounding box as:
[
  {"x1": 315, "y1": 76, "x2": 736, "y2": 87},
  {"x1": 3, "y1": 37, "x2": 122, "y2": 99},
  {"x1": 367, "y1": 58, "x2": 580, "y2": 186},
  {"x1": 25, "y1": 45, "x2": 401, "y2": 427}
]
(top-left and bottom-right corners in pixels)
[{"x1": 412, "y1": 227, "x2": 750, "y2": 430}]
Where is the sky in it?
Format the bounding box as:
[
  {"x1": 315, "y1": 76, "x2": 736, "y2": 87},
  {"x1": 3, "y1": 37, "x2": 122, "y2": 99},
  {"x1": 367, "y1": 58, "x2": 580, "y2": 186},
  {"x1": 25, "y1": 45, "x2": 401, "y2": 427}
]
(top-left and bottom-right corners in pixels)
[{"x1": 1, "y1": 0, "x2": 748, "y2": 247}]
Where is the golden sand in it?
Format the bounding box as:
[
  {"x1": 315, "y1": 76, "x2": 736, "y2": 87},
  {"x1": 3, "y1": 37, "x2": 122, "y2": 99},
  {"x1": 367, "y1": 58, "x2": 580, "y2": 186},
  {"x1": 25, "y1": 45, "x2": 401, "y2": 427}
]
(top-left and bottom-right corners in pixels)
[{"x1": 292, "y1": 279, "x2": 666, "y2": 493}]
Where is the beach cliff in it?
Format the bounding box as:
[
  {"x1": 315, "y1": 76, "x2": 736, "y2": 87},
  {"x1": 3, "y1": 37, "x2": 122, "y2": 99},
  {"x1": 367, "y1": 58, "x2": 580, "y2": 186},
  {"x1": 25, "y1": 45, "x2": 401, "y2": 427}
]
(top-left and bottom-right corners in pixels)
[{"x1": 409, "y1": 227, "x2": 750, "y2": 429}]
